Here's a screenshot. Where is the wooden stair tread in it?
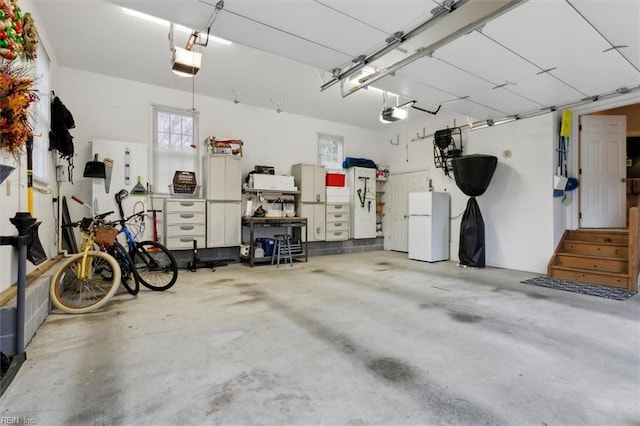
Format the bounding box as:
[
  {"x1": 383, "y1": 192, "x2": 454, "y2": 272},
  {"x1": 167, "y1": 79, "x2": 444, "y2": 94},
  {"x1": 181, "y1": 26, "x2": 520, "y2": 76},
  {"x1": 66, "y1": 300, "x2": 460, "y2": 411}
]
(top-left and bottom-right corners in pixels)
[
  {"x1": 563, "y1": 239, "x2": 626, "y2": 247},
  {"x1": 549, "y1": 265, "x2": 628, "y2": 278},
  {"x1": 555, "y1": 252, "x2": 628, "y2": 262}
]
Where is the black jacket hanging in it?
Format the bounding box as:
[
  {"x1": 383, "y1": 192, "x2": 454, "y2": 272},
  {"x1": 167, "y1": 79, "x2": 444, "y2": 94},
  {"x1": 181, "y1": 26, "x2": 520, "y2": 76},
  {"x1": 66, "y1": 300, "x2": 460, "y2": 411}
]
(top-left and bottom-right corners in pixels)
[{"x1": 49, "y1": 95, "x2": 75, "y2": 159}]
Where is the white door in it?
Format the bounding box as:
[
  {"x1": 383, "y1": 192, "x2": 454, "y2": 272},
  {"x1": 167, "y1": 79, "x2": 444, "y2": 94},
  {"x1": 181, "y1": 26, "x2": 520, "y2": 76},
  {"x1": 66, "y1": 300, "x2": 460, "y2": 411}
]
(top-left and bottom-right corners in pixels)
[
  {"x1": 579, "y1": 115, "x2": 626, "y2": 228},
  {"x1": 387, "y1": 171, "x2": 428, "y2": 252}
]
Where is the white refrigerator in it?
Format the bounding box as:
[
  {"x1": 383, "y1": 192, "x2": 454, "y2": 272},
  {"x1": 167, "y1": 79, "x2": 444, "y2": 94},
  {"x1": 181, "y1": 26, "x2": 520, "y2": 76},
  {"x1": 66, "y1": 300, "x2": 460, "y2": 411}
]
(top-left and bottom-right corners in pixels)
[{"x1": 408, "y1": 191, "x2": 450, "y2": 262}]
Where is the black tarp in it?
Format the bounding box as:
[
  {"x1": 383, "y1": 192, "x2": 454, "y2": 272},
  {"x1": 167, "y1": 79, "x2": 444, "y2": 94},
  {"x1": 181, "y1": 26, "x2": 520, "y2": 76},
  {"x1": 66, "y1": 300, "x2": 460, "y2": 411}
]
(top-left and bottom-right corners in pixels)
[{"x1": 451, "y1": 155, "x2": 498, "y2": 268}]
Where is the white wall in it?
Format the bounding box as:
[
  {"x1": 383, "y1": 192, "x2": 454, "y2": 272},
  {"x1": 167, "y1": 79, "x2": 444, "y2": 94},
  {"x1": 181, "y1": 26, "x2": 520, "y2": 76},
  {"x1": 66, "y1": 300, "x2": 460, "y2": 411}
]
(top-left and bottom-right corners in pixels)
[
  {"x1": 55, "y1": 67, "x2": 383, "y2": 238},
  {"x1": 0, "y1": 0, "x2": 60, "y2": 292},
  {"x1": 381, "y1": 112, "x2": 558, "y2": 273}
]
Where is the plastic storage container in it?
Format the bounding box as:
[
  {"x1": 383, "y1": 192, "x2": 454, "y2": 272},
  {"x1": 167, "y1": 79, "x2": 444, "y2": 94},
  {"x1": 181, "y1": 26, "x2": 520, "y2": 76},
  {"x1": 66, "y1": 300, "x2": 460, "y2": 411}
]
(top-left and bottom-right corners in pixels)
[
  {"x1": 326, "y1": 173, "x2": 346, "y2": 187},
  {"x1": 255, "y1": 237, "x2": 275, "y2": 256}
]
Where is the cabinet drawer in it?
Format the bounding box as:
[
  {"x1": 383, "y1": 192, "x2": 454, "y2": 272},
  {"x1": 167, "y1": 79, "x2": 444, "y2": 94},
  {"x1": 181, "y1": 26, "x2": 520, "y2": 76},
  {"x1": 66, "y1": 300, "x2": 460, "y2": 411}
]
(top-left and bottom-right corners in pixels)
[
  {"x1": 326, "y1": 230, "x2": 349, "y2": 241},
  {"x1": 327, "y1": 203, "x2": 349, "y2": 214},
  {"x1": 165, "y1": 199, "x2": 205, "y2": 214},
  {"x1": 326, "y1": 220, "x2": 348, "y2": 231},
  {"x1": 165, "y1": 223, "x2": 206, "y2": 238},
  {"x1": 326, "y1": 212, "x2": 349, "y2": 222},
  {"x1": 166, "y1": 212, "x2": 206, "y2": 225},
  {"x1": 165, "y1": 235, "x2": 206, "y2": 250}
]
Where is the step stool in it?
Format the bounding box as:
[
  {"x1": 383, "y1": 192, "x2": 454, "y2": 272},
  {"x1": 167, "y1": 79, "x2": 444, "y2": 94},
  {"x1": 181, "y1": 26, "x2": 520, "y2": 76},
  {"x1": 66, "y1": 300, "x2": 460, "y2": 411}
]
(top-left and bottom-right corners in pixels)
[{"x1": 272, "y1": 234, "x2": 293, "y2": 267}]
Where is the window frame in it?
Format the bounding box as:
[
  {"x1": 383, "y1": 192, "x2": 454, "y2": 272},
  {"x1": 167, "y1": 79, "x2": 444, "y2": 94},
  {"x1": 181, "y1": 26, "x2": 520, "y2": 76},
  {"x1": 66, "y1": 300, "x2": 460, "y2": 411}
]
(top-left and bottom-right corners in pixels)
[
  {"x1": 151, "y1": 104, "x2": 200, "y2": 195},
  {"x1": 318, "y1": 132, "x2": 344, "y2": 171}
]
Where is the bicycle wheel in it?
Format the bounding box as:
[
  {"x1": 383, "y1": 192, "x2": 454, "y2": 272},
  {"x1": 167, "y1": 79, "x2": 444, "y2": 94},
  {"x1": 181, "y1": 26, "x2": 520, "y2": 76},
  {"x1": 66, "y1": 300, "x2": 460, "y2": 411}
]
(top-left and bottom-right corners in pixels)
[
  {"x1": 107, "y1": 241, "x2": 140, "y2": 295},
  {"x1": 130, "y1": 241, "x2": 178, "y2": 291},
  {"x1": 50, "y1": 251, "x2": 121, "y2": 314}
]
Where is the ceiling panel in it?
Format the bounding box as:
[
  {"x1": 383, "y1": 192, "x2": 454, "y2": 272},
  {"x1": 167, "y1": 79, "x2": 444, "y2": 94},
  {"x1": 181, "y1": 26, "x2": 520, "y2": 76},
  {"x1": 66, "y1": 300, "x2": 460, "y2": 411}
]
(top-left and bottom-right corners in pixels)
[
  {"x1": 319, "y1": 0, "x2": 438, "y2": 34},
  {"x1": 570, "y1": 0, "x2": 640, "y2": 71},
  {"x1": 222, "y1": 1, "x2": 387, "y2": 57},
  {"x1": 483, "y1": 0, "x2": 640, "y2": 96},
  {"x1": 396, "y1": 57, "x2": 541, "y2": 117}
]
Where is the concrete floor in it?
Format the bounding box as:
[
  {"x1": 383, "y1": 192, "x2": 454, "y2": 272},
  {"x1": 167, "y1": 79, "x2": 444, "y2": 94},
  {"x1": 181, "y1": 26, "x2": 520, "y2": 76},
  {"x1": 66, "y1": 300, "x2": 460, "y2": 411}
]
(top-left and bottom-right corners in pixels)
[{"x1": 1, "y1": 251, "x2": 639, "y2": 425}]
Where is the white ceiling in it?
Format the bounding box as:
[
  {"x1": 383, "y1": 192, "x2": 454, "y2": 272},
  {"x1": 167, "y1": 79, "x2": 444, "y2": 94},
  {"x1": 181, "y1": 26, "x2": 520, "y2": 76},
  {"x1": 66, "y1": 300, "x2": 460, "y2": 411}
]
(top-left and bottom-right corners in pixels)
[{"x1": 34, "y1": 0, "x2": 640, "y2": 131}]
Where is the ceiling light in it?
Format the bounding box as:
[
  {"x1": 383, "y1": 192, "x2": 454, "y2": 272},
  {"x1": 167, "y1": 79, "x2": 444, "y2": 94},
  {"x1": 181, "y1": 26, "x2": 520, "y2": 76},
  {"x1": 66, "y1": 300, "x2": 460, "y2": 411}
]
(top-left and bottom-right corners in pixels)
[
  {"x1": 122, "y1": 7, "x2": 232, "y2": 46},
  {"x1": 171, "y1": 47, "x2": 202, "y2": 77},
  {"x1": 380, "y1": 106, "x2": 407, "y2": 123}
]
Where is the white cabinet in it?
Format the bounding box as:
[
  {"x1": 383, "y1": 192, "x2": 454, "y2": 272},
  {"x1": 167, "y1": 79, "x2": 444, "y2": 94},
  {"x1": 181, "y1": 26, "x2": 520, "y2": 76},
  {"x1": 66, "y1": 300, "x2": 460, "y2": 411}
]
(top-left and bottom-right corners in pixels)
[
  {"x1": 326, "y1": 203, "x2": 350, "y2": 241},
  {"x1": 207, "y1": 201, "x2": 241, "y2": 247},
  {"x1": 202, "y1": 154, "x2": 241, "y2": 201},
  {"x1": 299, "y1": 203, "x2": 326, "y2": 242},
  {"x1": 291, "y1": 163, "x2": 326, "y2": 242},
  {"x1": 292, "y1": 163, "x2": 326, "y2": 203},
  {"x1": 347, "y1": 167, "x2": 377, "y2": 239},
  {"x1": 164, "y1": 198, "x2": 206, "y2": 250},
  {"x1": 202, "y1": 154, "x2": 242, "y2": 247}
]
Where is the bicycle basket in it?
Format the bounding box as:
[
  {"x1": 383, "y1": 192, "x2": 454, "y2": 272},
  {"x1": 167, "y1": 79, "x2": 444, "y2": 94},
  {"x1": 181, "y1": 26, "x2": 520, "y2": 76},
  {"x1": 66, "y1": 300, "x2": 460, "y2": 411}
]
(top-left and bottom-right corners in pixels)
[{"x1": 94, "y1": 225, "x2": 118, "y2": 246}]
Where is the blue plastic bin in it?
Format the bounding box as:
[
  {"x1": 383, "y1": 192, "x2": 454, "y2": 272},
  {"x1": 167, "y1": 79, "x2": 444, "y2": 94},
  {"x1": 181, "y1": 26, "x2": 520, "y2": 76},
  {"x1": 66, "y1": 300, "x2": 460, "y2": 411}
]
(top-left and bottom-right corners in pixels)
[{"x1": 255, "y1": 237, "x2": 275, "y2": 257}]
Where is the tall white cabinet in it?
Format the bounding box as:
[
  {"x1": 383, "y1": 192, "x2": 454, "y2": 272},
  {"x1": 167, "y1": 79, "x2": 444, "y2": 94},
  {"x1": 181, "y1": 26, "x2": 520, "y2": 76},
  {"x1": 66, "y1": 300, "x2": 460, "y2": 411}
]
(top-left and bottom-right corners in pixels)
[
  {"x1": 291, "y1": 163, "x2": 326, "y2": 242},
  {"x1": 202, "y1": 154, "x2": 242, "y2": 247},
  {"x1": 347, "y1": 166, "x2": 377, "y2": 239}
]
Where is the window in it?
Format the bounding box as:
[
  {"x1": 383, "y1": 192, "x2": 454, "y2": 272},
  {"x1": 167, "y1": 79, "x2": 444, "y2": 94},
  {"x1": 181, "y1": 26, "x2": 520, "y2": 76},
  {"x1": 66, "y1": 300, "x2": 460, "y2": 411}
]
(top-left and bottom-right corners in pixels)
[
  {"x1": 32, "y1": 41, "x2": 51, "y2": 183},
  {"x1": 318, "y1": 133, "x2": 344, "y2": 170},
  {"x1": 152, "y1": 105, "x2": 199, "y2": 194}
]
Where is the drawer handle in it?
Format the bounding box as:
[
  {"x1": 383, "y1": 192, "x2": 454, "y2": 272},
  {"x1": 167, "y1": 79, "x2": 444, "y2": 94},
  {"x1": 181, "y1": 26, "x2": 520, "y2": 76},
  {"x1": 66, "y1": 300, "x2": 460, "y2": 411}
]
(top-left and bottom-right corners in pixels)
[
  {"x1": 334, "y1": 232, "x2": 342, "y2": 236},
  {"x1": 333, "y1": 222, "x2": 343, "y2": 227},
  {"x1": 180, "y1": 202, "x2": 195, "y2": 207},
  {"x1": 334, "y1": 214, "x2": 343, "y2": 219},
  {"x1": 180, "y1": 213, "x2": 195, "y2": 219},
  {"x1": 334, "y1": 205, "x2": 344, "y2": 210},
  {"x1": 180, "y1": 225, "x2": 194, "y2": 231},
  {"x1": 180, "y1": 237, "x2": 194, "y2": 242}
]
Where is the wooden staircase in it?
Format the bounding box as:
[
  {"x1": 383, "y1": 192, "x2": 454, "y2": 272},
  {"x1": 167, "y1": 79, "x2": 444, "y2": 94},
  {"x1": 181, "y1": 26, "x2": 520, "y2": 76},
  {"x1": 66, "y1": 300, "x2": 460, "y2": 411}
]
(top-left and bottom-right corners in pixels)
[
  {"x1": 548, "y1": 229, "x2": 630, "y2": 288},
  {"x1": 549, "y1": 206, "x2": 640, "y2": 292}
]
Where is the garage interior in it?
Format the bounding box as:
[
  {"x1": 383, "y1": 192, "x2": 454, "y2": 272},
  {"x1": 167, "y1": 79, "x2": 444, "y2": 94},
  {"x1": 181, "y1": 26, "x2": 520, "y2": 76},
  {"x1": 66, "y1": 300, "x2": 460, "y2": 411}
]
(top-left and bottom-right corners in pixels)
[{"x1": 0, "y1": 0, "x2": 639, "y2": 424}]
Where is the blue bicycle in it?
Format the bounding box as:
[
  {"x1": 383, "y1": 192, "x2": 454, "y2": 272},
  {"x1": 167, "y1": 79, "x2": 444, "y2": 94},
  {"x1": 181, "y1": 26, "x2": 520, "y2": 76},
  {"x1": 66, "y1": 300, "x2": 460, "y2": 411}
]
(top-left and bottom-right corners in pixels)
[{"x1": 111, "y1": 189, "x2": 178, "y2": 291}]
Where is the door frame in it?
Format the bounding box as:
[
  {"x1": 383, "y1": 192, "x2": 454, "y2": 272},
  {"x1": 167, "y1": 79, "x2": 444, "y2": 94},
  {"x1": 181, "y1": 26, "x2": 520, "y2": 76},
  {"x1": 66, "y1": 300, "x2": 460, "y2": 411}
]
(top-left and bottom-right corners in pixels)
[{"x1": 570, "y1": 94, "x2": 640, "y2": 230}]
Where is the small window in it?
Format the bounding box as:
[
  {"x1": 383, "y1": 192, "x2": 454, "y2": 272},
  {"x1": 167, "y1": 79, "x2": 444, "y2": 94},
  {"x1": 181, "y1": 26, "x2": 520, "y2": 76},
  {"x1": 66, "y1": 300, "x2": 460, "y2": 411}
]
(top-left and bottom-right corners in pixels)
[
  {"x1": 152, "y1": 105, "x2": 199, "y2": 194},
  {"x1": 318, "y1": 133, "x2": 344, "y2": 170}
]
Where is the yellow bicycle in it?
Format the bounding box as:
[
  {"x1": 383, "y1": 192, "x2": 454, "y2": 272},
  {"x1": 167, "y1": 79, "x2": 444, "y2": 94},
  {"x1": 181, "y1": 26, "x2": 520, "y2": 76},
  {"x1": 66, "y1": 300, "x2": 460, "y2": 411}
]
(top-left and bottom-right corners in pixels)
[{"x1": 50, "y1": 201, "x2": 121, "y2": 314}]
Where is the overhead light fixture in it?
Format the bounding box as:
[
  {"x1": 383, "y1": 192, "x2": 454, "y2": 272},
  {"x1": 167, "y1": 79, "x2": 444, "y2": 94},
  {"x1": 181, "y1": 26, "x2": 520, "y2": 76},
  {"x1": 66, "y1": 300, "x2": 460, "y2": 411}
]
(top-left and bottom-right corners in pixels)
[
  {"x1": 171, "y1": 46, "x2": 202, "y2": 77},
  {"x1": 122, "y1": 7, "x2": 232, "y2": 46},
  {"x1": 380, "y1": 106, "x2": 408, "y2": 123}
]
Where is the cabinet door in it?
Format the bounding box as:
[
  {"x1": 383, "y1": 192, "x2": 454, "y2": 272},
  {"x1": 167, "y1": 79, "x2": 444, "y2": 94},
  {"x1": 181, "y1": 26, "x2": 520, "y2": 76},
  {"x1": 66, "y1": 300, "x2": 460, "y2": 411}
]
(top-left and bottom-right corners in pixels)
[
  {"x1": 225, "y1": 157, "x2": 242, "y2": 201},
  {"x1": 224, "y1": 202, "x2": 241, "y2": 246},
  {"x1": 314, "y1": 165, "x2": 326, "y2": 203},
  {"x1": 299, "y1": 165, "x2": 316, "y2": 203},
  {"x1": 207, "y1": 201, "x2": 225, "y2": 247},
  {"x1": 313, "y1": 203, "x2": 326, "y2": 241},
  {"x1": 205, "y1": 156, "x2": 226, "y2": 200}
]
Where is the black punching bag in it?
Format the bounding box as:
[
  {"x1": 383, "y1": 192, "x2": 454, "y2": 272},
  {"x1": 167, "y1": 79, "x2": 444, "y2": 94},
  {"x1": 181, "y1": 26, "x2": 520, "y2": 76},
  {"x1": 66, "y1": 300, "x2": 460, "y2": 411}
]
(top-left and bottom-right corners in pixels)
[{"x1": 451, "y1": 154, "x2": 498, "y2": 268}]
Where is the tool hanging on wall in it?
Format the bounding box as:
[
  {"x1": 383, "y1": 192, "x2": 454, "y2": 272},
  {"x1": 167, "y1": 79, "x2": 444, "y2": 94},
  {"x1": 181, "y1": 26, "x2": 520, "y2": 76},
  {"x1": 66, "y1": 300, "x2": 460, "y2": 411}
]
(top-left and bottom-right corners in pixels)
[
  {"x1": 103, "y1": 157, "x2": 113, "y2": 193},
  {"x1": 357, "y1": 176, "x2": 370, "y2": 208},
  {"x1": 83, "y1": 153, "x2": 106, "y2": 178}
]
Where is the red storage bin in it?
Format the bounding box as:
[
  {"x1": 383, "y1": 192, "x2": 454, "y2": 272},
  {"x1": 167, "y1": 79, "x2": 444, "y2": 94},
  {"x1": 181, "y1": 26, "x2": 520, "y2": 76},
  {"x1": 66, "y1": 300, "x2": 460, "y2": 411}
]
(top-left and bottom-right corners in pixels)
[{"x1": 326, "y1": 173, "x2": 345, "y2": 187}]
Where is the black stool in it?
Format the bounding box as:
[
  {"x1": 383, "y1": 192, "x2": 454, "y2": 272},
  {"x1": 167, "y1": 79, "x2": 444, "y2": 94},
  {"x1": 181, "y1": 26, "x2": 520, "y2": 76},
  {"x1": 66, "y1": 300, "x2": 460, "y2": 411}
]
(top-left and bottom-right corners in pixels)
[{"x1": 272, "y1": 234, "x2": 293, "y2": 267}]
